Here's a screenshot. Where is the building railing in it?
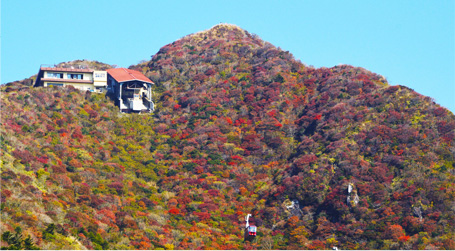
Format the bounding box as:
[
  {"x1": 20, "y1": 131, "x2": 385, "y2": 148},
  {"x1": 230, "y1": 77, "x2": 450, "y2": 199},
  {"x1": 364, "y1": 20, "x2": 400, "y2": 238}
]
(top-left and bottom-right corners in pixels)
[{"x1": 40, "y1": 64, "x2": 91, "y2": 70}]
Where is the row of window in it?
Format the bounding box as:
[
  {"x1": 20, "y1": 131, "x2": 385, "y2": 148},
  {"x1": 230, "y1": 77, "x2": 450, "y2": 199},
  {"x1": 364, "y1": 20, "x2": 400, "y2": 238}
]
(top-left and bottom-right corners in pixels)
[
  {"x1": 47, "y1": 83, "x2": 63, "y2": 87},
  {"x1": 47, "y1": 72, "x2": 83, "y2": 80},
  {"x1": 46, "y1": 83, "x2": 106, "y2": 93}
]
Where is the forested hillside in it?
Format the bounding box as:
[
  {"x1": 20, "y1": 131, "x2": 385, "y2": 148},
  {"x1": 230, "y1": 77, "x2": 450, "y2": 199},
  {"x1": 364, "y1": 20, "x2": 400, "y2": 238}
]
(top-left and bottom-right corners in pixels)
[{"x1": 1, "y1": 24, "x2": 454, "y2": 250}]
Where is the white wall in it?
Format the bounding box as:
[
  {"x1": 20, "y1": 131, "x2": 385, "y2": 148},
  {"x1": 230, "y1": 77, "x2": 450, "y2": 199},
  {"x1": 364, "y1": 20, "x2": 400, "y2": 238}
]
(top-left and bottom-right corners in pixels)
[
  {"x1": 93, "y1": 71, "x2": 107, "y2": 87},
  {"x1": 44, "y1": 82, "x2": 95, "y2": 91}
]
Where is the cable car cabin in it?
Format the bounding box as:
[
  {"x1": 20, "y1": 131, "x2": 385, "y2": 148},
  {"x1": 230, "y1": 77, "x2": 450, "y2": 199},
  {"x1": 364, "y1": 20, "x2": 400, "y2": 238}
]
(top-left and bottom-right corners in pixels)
[
  {"x1": 244, "y1": 225, "x2": 257, "y2": 241},
  {"x1": 244, "y1": 214, "x2": 257, "y2": 242},
  {"x1": 106, "y1": 68, "x2": 155, "y2": 113}
]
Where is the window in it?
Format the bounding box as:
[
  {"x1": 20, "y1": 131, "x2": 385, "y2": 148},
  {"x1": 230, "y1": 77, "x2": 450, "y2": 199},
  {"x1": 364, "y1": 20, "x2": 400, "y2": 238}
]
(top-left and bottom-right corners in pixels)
[
  {"x1": 47, "y1": 83, "x2": 63, "y2": 87},
  {"x1": 94, "y1": 72, "x2": 105, "y2": 78},
  {"x1": 68, "y1": 73, "x2": 83, "y2": 79},
  {"x1": 47, "y1": 72, "x2": 63, "y2": 78}
]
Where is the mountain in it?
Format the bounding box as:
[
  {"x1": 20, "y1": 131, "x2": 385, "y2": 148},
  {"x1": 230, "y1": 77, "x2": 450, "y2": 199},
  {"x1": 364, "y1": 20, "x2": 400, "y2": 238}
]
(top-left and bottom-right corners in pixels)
[{"x1": 1, "y1": 24, "x2": 454, "y2": 250}]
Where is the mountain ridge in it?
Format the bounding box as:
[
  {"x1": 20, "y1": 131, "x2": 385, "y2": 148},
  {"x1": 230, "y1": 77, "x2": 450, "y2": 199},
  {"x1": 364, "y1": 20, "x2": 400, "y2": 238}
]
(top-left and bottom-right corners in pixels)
[{"x1": 1, "y1": 24, "x2": 454, "y2": 250}]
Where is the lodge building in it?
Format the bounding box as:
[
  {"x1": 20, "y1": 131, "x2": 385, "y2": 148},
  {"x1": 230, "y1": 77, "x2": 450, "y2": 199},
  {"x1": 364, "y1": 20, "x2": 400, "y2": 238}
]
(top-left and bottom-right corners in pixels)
[{"x1": 34, "y1": 64, "x2": 107, "y2": 92}]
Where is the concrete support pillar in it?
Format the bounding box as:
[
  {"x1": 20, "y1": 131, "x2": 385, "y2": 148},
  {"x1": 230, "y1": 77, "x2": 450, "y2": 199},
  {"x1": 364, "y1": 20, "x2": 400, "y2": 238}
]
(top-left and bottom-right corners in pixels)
[{"x1": 119, "y1": 83, "x2": 123, "y2": 102}]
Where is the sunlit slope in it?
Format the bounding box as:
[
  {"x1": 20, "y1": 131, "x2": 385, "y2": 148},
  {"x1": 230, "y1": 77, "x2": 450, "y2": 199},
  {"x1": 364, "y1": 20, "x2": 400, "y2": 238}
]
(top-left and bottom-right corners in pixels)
[{"x1": 1, "y1": 24, "x2": 454, "y2": 250}]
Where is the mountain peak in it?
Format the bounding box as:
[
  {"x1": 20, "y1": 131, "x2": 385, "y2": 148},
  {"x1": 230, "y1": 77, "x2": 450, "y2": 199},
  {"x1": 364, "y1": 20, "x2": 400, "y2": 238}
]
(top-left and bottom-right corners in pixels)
[
  {"x1": 204, "y1": 23, "x2": 245, "y2": 35},
  {"x1": 190, "y1": 23, "x2": 245, "y2": 37},
  {"x1": 177, "y1": 23, "x2": 263, "y2": 47}
]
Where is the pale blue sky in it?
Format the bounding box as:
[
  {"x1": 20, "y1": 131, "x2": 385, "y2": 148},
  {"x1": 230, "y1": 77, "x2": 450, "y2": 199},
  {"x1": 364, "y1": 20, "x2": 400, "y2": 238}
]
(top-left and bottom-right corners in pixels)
[{"x1": 2, "y1": 0, "x2": 454, "y2": 112}]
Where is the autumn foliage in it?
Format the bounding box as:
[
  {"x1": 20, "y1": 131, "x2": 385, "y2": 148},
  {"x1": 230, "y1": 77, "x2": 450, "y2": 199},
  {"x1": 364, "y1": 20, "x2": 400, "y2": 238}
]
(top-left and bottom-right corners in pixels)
[{"x1": 1, "y1": 24, "x2": 454, "y2": 250}]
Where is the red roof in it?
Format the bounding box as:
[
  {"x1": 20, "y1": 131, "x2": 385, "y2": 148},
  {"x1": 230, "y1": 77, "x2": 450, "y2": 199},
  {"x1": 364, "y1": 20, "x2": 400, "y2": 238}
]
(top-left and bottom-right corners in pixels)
[{"x1": 107, "y1": 68, "x2": 153, "y2": 84}]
